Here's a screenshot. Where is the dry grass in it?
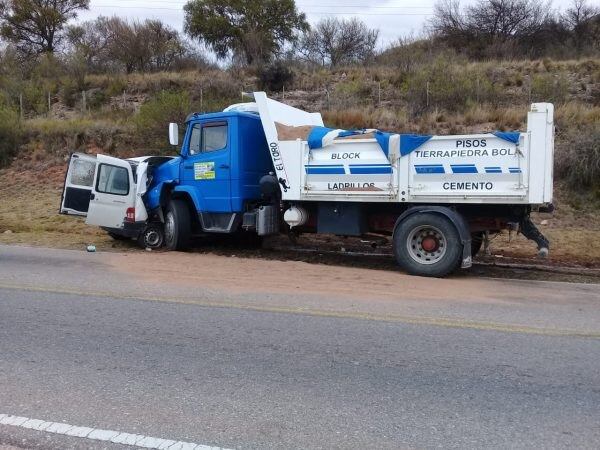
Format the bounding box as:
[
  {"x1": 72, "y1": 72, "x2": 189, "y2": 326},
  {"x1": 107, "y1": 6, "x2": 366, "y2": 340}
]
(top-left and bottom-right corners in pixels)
[{"x1": 0, "y1": 164, "x2": 130, "y2": 251}]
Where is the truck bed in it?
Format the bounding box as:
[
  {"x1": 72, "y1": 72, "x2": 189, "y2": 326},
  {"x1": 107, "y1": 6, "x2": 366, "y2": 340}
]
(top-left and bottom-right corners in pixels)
[{"x1": 254, "y1": 93, "x2": 554, "y2": 206}]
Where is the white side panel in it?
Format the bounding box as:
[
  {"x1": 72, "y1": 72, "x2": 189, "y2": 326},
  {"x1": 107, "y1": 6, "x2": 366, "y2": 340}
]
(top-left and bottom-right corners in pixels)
[
  {"x1": 527, "y1": 103, "x2": 554, "y2": 204},
  {"x1": 406, "y1": 134, "x2": 528, "y2": 203},
  {"x1": 254, "y1": 91, "x2": 323, "y2": 193},
  {"x1": 86, "y1": 154, "x2": 136, "y2": 229},
  {"x1": 301, "y1": 140, "x2": 396, "y2": 199}
]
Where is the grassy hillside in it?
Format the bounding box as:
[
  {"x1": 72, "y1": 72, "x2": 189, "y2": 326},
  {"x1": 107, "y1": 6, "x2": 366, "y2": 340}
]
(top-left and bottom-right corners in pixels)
[{"x1": 4, "y1": 57, "x2": 599, "y2": 197}]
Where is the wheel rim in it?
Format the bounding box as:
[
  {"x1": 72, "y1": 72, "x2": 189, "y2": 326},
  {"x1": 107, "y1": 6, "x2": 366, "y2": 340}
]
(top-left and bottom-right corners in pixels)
[
  {"x1": 406, "y1": 225, "x2": 447, "y2": 265},
  {"x1": 165, "y1": 212, "x2": 175, "y2": 244},
  {"x1": 144, "y1": 229, "x2": 162, "y2": 247}
]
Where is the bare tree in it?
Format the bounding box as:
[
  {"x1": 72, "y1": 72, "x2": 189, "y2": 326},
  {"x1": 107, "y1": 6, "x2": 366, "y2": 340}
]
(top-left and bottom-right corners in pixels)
[
  {"x1": 563, "y1": 0, "x2": 600, "y2": 52},
  {"x1": 466, "y1": 0, "x2": 551, "y2": 41},
  {"x1": 68, "y1": 17, "x2": 190, "y2": 73},
  {"x1": 431, "y1": 0, "x2": 554, "y2": 58},
  {"x1": 299, "y1": 18, "x2": 379, "y2": 67}
]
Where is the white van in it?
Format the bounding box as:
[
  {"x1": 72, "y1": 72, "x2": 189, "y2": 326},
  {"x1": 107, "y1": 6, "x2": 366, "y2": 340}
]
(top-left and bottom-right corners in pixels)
[{"x1": 60, "y1": 153, "x2": 173, "y2": 248}]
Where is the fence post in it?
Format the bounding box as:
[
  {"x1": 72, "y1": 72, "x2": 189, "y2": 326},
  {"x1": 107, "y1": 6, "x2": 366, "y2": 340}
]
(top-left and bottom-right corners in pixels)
[
  {"x1": 378, "y1": 82, "x2": 381, "y2": 106},
  {"x1": 426, "y1": 81, "x2": 430, "y2": 108},
  {"x1": 19, "y1": 93, "x2": 23, "y2": 120},
  {"x1": 47, "y1": 92, "x2": 51, "y2": 117},
  {"x1": 282, "y1": 85, "x2": 285, "y2": 100},
  {"x1": 200, "y1": 87, "x2": 203, "y2": 111},
  {"x1": 82, "y1": 91, "x2": 87, "y2": 113}
]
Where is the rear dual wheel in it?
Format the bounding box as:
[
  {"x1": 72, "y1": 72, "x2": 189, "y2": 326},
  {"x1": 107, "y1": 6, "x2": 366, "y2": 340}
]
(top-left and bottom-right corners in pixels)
[{"x1": 393, "y1": 213, "x2": 462, "y2": 277}]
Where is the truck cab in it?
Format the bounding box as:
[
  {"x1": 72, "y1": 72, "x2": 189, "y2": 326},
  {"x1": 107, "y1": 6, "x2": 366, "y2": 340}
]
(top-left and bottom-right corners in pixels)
[{"x1": 143, "y1": 110, "x2": 274, "y2": 248}]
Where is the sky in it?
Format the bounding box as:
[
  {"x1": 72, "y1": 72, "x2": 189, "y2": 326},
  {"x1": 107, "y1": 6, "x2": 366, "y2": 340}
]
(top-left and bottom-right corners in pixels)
[{"x1": 78, "y1": 0, "x2": 600, "y2": 49}]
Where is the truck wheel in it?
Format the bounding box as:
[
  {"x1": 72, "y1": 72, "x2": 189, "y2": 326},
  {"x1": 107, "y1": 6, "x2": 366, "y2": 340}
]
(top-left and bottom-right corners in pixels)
[
  {"x1": 138, "y1": 224, "x2": 164, "y2": 249},
  {"x1": 393, "y1": 213, "x2": 462, "y2": 277},
  {"x1": 164, "y1": 199, "x2": 191, "y2": 251}
]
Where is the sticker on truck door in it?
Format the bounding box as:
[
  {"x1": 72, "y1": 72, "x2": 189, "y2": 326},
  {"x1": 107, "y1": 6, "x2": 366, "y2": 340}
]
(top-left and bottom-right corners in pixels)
[{"x1": 194, "y1": 162, "x2": 215, "y2": 180}]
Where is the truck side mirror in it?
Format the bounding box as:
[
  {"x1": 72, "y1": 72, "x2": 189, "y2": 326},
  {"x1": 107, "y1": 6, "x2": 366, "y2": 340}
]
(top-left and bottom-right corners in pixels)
[{"x1": 169, "y1": 123, "x2": 179, "y2": 147}]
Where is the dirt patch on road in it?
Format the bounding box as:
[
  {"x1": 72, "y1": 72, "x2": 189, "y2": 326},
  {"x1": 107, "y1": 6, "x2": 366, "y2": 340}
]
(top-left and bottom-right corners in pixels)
[
  {"x1": 108, "y1": 249, "x2": 499, "y2": 303},
  {"x1": 106, "y1": 248, "x2": 599, "y2": 310}
]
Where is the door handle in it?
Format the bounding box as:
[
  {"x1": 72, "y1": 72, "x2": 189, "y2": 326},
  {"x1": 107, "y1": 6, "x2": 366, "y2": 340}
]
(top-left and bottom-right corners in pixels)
[
  {"x1": 184, "y1": 165, "x2": 194, "y2": 169},
  {"x1": 219, "y1": 164, "x2": 230, "y2": 169}
]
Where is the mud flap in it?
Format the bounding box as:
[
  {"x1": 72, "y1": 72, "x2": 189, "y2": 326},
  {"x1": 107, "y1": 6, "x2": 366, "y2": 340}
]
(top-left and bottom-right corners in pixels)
[{"x1": 520, "y1": 215, "x2": 550, "y2": 252}]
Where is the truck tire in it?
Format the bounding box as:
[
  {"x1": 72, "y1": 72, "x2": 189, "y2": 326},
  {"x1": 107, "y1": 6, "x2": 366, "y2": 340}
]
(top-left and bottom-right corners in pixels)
[
  {"x1": 393, "y1": 213, "x2": 463, "y2": 277},
  {"x1": 164, "y1": 199, "x2": 191, "y2": 251}
]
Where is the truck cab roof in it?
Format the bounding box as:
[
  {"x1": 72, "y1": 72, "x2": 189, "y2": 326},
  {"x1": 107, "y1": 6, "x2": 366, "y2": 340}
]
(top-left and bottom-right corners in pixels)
[{"x1": 185, "y1": 110, "x2": 260, "y2": 124}]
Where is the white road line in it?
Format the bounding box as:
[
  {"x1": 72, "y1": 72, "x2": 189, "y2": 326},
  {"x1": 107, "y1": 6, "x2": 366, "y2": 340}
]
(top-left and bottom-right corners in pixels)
[{"x1": 0, "y1": 414, "x2": 231, "y2": 450}]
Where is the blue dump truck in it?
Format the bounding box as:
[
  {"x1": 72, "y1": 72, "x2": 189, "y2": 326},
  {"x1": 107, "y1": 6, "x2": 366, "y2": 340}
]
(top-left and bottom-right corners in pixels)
[{"x1": 61, "y1": 92, "x2": 555, "y2": 277}]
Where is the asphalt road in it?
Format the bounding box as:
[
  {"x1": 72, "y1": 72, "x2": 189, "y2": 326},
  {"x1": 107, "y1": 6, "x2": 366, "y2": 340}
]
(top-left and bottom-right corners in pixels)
[{"x1": 1, "y1": 245, "x2": 599, "y2": 449}]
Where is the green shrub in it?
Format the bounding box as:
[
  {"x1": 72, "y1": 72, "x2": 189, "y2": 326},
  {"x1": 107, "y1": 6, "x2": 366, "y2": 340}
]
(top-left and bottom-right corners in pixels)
[
  {"x1": 258, "y1": 61, "x2": 294, "y2": 92},
  {"x1": 531, "y1": 73, "x2": 569, "y2": 104},
  {"x1": 59, "y1": 77, "x2": 79, "y2": 108},
  {"x1": 0, "y1": 105, "x2": 22, "y2": 167},
  {"x1": 405, "y1": 56, "x2": 500, "y2": 113},
  {"x1": 26, "y1": 118, "x2": 130, "y2": 158},
  {"x1": 555, "y1": 124, "x2": 600, "y2": 189},
  {"x1": 135, "y1": 90, "x2": 191, "y2": 150},
  {"x1": 106, "y1": 78, "x2": 128, "y2": 97}
]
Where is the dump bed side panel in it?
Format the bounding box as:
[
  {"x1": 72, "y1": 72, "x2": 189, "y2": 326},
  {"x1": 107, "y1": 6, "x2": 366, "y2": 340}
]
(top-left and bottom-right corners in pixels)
[
  {"x1": 255, "y1": 93, "x2": 554, "y2": 206},
  {"x1": 406, "y1": 134, "x2": 528, "y2": 203}
]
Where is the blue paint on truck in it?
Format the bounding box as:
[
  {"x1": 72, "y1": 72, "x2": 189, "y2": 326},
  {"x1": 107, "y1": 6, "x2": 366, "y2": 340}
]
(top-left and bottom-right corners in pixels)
[{"x1": 145, "y1": 111, "x2": 272, "y2": 215}]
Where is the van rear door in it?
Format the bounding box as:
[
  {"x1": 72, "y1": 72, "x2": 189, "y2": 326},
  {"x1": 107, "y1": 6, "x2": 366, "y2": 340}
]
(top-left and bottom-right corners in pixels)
[
  {"x1": 86, "y1": 154, "x2": 136, "y2": 229},
  {"x1": 60, "y1": 153, "x2": 97, "y2": 216}
]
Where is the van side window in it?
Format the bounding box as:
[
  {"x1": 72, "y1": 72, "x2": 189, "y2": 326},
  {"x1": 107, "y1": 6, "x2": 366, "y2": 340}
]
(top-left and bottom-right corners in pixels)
[
  {"x1": 70, "y1": 158, "x2": 95, "y2": 187},
  {"x1": 96, "y1": 164, "x2": 129, "y2": 196}
]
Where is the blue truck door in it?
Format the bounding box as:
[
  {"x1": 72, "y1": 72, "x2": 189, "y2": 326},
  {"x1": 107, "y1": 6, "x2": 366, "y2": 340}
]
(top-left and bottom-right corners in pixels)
[{"x1": 182, "y1": 120, "x2": 232, "y2": 212}]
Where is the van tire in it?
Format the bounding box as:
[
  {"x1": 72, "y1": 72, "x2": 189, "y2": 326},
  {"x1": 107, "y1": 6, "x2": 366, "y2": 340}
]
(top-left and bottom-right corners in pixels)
[
  {"x1": 164, "y1": 199, "x2": 191, "y2": 251},
  {"x1": 138, "y1": 223, "x2": 165, "y2": 249},
  {"x1": 393, "y1": 213, "x2": 462, "y2": 277}
]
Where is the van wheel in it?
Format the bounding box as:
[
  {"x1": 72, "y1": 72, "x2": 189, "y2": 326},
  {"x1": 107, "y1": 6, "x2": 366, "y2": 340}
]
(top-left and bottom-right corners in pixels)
[
  {"x1": 164, "y1": 199, "x2": 191, "y2": 251},
  {"x1": 393, "y1": 213, "x2": 462, "y2": 277},
  {"x1": 138, "y1": 224, "x2": 164, "y2": 249}
]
